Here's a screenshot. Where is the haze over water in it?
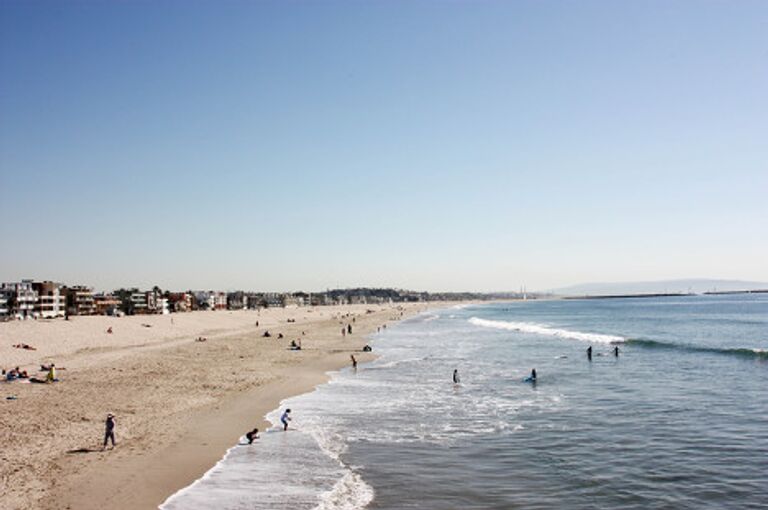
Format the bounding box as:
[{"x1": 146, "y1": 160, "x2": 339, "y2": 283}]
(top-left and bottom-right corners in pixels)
[{"x1": 163, "y1": 294, "x2": 768, "y2": 509}]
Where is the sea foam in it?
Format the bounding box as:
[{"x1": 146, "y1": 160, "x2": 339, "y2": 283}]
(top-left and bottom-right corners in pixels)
[{"x1": 468, "y1": 317, "x2": 625, "y2": 344}]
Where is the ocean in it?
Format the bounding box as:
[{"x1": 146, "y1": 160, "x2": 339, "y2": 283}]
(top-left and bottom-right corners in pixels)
[{"x1": 161, "y1": 294, "x2": 768, "y2": 509}]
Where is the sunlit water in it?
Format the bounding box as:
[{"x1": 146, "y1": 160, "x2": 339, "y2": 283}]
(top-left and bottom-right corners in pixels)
[{"x1": 162, "y1": 295, "x2": 768, "y2": 509}]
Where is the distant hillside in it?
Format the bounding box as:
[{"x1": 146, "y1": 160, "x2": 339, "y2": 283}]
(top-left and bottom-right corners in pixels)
[{"x1": 552, "y1": 279, "x2": 768, "y2": 296}]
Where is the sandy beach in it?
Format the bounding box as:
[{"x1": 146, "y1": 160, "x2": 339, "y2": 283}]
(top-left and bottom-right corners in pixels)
[{"x1": 0, "y1": 303, "x2": 430, "y2": 510}]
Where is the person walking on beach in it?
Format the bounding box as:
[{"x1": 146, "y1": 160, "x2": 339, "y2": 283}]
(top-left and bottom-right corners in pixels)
[
  {"x1": 453, "y1": 369, "x2": 460, "y2": 384},
  {"x1": 342, "y1": 327, "x2": 346, "y2": 337},
  {"x1": 281, "y1": 409, "x2": 292, "y2": 431},
  {"x1": 350, "y1": 355, "x2": 357, "y2": 370},
  {"x1": 347, "y1": 324, "x2": 352, "y2": 335},
  {"x1": 103, "y1": 413, "x2": 116, "y2": 450},
  {"x1": 587, "y1": 346, "x2": 593, "y2": 361}
]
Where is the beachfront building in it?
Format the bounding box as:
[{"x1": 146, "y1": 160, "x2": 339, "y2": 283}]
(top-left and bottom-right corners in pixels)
[
  {"x1": 194, "y1": 291, "x2": 213, "y2": 310},
  {"x1": 32, "y1": 281, "x2": 66, "y2": 319},
  {"x1": 227, "y1": 291, "x2": 246, "y2": 310},
  {"x1": 94, "y1": 294, "x2": 121, "y2": 315},
  {"x1": 130, "y1": 290, "x2": 150, "y2": 314},
  {"x1": 0, "y1": 286, "x2": 12, "y2": 320},
  {"x1": 5, "y1": 280, "x2": 39, "y2": 319},
  {"x1": 282, "y1": 294, "x2": 302, "y2": 308},
  {"x1": 213, "y1": 292, "x2": 227, "y2": 310},
  {"x1": 261, "y1": 293, "x2": 283, "y2": 308},
  {"x1": 191, "y1": 291, "x2": 226, "y2": 310},
  {"x1": 310, "y1": 293, "x2": 332, "y2": 306},
  {"x1": 168, "y1": 292, "x2": 192, "y2": 312},
  {"x1": 66, "y1": 286, "x2": 96, "y2": 316},
  {"x1": 245, "y1": 293, "x2": 263, "y2": 309}
]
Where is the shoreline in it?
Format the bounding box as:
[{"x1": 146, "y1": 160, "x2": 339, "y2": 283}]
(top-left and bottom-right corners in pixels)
[{"x1": 1, "y1": 303, "x2": 434, "y2": 510}]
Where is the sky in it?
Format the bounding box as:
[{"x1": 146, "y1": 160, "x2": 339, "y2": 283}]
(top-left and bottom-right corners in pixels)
[{"x1": 1, "y1": 0, "x2": 766, "y2": 292}]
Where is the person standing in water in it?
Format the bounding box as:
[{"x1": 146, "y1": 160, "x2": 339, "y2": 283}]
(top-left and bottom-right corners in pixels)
[
  {"x1": 530, "y1": 368, "x2": 537, "y2": 381},
  {"x1": 453, "y1": 369, "x2": 460, "y2": 384},
  {"x1": 587, "y1": 346, "x2": 593, "y2": 361},
  {"x1": 103, "y1": 413, "x2": 116, "y2": 450},
  {"x1": 281, "y1": 409, "x2": 292, "y2": 431},
  {"x1": 613, "y1": 345, "x2": 620, "y2": 357}
]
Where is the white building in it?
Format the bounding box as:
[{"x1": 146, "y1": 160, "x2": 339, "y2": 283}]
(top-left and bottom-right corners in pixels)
[
  {"x1": 33, "y1": 281, "x2": 66, "y2": 319},
  {"x1": 7, "y1": 280, "x2": 39, "y2": 319},
  {"x1": 0, "y1": 286, "x2": 12, "y2": 320}
]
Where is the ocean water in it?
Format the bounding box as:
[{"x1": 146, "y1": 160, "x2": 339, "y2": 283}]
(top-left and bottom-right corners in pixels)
[{"x1": 161, "y1": 295, "x2": 768, "y2": 509}]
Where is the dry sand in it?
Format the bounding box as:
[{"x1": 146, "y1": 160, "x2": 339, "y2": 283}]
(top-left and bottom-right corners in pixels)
[{"x1": 0, "y1": 303, "x2": 431, "y2": 510}]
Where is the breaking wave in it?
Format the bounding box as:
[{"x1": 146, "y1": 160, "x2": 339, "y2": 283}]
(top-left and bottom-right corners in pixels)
[{"x1": 468, "y1": 317, "x2": 625, "y2": 344}]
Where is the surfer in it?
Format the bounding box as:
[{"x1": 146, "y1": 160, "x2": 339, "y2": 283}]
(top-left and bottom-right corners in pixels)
[
  {"x1": 587, "y1": 346, "x2": 593, "y2": 361},
  {"x1": 523, "y1": 368, "x2": 537, "y2": 383},
  {"x1": 453, "y1": 369, "x2": 460, "y2": 384},
  {"x1": 281, "y1": 409, "x2": 292, "y2": 431}
]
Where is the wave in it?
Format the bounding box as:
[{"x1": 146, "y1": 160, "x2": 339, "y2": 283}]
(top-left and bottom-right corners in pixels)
[
  {"x1": 625, "y1": 339, "x2": 768, "y2": 359},
  {"x1": 468, "y1": 317, "x2": 624, "y2": 344},
  {"x1": 468, "y1": 318, "x2": 767, "y2": 359},
  {"x1": 315, "y1": 471, "x2": 374, "y2": 510}
]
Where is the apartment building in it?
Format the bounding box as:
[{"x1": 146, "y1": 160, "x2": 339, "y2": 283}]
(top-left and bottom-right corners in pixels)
[
  {"x1": 168, "y1": 292, "x2": 192, "y2": 312},
  {"x1": 94, "y1": 294, "x2": 121, "y2": 315},
  {"x1": 227, "y1": 291, "x2": 246, "y2": 310},
  {"x1": 66, "y1": 285, "x2": 96, "y2": 315},
  {"x1": 0, "y1": 286, "x2": 12, "y2": 320},
  {"x1": 32, "y1": 281, "x2": 66, "y2": 319}
]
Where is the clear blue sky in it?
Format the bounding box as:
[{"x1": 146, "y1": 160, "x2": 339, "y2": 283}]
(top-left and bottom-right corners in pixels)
[{"x1": 1, "y1": 0, "x2": 766, "y2": 292}]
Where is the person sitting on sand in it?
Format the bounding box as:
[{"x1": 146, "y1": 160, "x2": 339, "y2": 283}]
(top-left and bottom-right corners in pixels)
[
  {"x1": 107, "y1": 327, "x2": 113, "y2": 334},
  {"x1": 290, "y1": 340, "x2": 301, "y2": 351},
  {"x1": 246, "y1": 427, "x2": 260, "y2": 444},
  {"x1": 362, "y1": 345, "x2": 372, "y2": 352},
  {"x1": 281, "y1": 409, "x2": 292, "y2": 431},
  {"x1": 262, "y1": 331, "x2": 271, "y2": 337},
  {"x1": 46, "y1": 363, "x2": 57, "y2": 383},
  {"x1": 277, "y1": 333, "x2": 284, "y2": 339}
]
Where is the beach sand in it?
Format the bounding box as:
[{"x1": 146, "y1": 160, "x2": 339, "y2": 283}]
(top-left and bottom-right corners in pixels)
[{"x1": 0, "y1": 303, "x2": 429, "y2": 510}]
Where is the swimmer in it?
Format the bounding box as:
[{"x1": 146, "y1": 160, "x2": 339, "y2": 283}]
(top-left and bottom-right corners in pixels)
[{"x1": 453, "y1": 369, "x2": 460, "y2": 384}]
